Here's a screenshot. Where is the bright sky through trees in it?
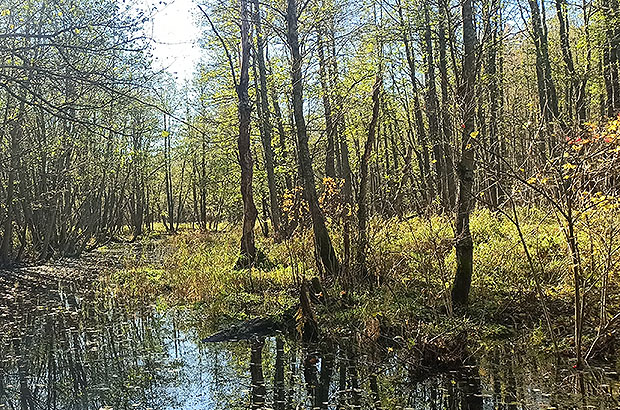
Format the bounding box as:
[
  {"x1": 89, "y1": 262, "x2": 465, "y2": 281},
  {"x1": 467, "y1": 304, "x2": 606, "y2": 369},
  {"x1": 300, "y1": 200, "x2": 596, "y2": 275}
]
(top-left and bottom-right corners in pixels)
[{"x1": 147, "y1": 0, "x2": 201, "y2": 82}]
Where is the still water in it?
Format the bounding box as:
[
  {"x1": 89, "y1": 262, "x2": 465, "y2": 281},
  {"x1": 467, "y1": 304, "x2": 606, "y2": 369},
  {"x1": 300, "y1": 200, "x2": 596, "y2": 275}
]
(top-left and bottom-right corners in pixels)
[{"x1": 1, "y1": 261, "x2": 619, "y2": 409}]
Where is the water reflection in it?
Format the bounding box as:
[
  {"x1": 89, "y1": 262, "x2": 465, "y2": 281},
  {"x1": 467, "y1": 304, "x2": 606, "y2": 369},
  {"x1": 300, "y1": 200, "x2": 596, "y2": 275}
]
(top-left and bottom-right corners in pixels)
[{"x1": 1, "y1": 272, "x2": 619, "y2": 409}]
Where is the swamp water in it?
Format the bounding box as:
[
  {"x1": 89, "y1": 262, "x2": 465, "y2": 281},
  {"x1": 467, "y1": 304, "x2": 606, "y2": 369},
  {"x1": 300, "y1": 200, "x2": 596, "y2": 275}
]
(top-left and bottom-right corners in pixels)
[{"x1": 0, "y1": 260, "x2": 619, "y2": 409}]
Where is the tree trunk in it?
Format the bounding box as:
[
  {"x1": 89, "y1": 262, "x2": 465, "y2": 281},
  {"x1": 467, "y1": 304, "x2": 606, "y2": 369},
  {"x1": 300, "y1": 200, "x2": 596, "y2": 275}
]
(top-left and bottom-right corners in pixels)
[
  {"x1": 438, "y1": 10, "x2": 457, "y2": 208},
  {"x1": 528, "y1": 0, "x2": 560, "y2": 123},
  {"x1": 555, "y1": 0, "x2": 587, "y2": 124},
  {"x1": 317, "y1": 27, "x2": 336, "y2": 178},
  {"x1": 0, "y1": 109, "x2": 23, "y2": 264},
  {"x1": 486, "y1": 0, "x2": 501, "y2": 208},
  {"x1": 286, "y1": 0, "x2": 340, "y2": 277},
  {"x1": 237, "y1": 0, "x2": 258, "y2": 265},
  {"x1": 271, "y1": 91, "x2": 293, "y2": 191},
  {"x1": 253, "y1": 0, "x2": 282, "y2": 235},
  {"x1": 398, "y1": 1, "x2": 434, "y2": 203},
  {"x1": 424, "y1": 5, "x2": 446, "y2": 208},
  {"x1": 357, "y1": 73, "x2": 382, "y2": 279},
  {"x1": 451, "y1": 0, "x2": 476, "y2": 307},
  {"x1": 602, "y1": 0, "x2": 620, "y2": 116}
]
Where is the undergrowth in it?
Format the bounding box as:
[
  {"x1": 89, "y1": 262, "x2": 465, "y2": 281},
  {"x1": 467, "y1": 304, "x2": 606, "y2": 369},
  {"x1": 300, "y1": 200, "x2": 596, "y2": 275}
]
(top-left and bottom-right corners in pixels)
[{"x1": 102, "y1": 207, "x2": 620, "y2": 357}]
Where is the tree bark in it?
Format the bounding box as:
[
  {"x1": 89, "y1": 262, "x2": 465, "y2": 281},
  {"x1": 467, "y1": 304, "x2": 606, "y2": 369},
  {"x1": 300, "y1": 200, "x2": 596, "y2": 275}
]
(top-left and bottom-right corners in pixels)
[
  {"x1": 357, "y1": 73, "x2": 382, "y2": 278},
  {"x1": 286, "y1": 0, "x2": 340, "y2": 277},
  {"x1": 0, "y1": 107, "x2": 23, "y2": 264},
  {"x1": 253, "y1": 0, "x2": 282, "y2": 235},
  {"x1": 528, "y1": 0, "x2": 560, "y2": 123},
  {"x1": 397, "y1": 1, "x2": 434, "y2": 203},
  {"x1": 602, "y1": 0, "x2": 620, "y2": 116},
  {"x1": 438, "y1": 10, "x2": 457, "y2": 208},
  {"x1": 486, "y1": 0, "x2": 501, "y2": 208},
  {"x1": 451, "y1": 0, "x2": 476, "y2": 307},
  {"x1": 238, "y1": 0, "x2": 258, "y2": 265},
  {"x1": 424, "y1": 5, "x2": 446, "y2": 208},
  {"x1": 317, "y1": 27, "x2": 336, "y2": 178}
]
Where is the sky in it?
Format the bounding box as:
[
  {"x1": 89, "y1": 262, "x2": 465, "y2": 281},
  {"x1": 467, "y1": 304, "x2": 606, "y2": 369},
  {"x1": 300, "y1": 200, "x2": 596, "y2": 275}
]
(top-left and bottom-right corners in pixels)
[{"x1": 146, "y1": 0, "x2": 202, "y2": 83}]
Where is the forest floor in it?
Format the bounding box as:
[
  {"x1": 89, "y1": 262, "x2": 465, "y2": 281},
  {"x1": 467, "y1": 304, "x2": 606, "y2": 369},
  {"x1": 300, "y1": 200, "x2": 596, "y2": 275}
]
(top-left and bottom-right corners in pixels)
[{"x1": 101, "y1": 208, "x2": 620, "y2": 370}]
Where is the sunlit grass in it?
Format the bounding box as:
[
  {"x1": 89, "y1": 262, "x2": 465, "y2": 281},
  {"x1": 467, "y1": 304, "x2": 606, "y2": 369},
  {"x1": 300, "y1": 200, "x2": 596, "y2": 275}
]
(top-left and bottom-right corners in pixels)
[{"x1": 104, "y1": 206, "x2": 620, "y2": 346}]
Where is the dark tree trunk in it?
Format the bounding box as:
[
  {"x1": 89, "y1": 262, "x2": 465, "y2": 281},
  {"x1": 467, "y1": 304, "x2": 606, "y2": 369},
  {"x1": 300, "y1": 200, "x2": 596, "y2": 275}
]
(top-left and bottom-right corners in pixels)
[
  {"x1": 163, "y1": 115, "x2": 175, "y2": 233},
  {"x1": 486, "y1": 0, "x2": 501, "y2": 208},
  {"x1": 555, "y1": 0, "x2": 587, "y2": 124},
  {"x1": 528, "y1": 0, "x2": 560, "y2": 123},
  {"x1": 286, "y1": 0, "x2": 340, "y2": 277},
  {"x1": 602, "y1": 0, "x2": 620, "y2": 116},
  {"x1": 398, "y1": 2, "x2": 434, "y2": 203},
  {"x1": 438, "y1": 10, "x2": 457, "y2": 208},
  {"x1": 424, "y1": 5, "x2": 446, "y2": 208},
  {"x1": 452, "y1": 0, "x2": 476, "y2": 307},
  {"x1": 357, "y1": 73, "x2": 382, "y2": 278},
  {"x1": 237, "y1": 0, "x2": 258, "y2": 265},
  {"x1": 317, "y1": 28, "x2": 336, "y2": 178},
  {"x1": 0, "y1": 109, "x2": 22, "y2": 264},
  {"x1": 253, "y1": 0, "x2": 282, "y2": 235}
]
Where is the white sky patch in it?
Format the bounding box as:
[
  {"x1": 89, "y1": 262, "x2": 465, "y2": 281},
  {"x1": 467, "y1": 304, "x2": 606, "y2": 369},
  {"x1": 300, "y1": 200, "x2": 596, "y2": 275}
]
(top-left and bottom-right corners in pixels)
[{"x1": 146, "y1": 0, "x2": 202, "y2": 83}]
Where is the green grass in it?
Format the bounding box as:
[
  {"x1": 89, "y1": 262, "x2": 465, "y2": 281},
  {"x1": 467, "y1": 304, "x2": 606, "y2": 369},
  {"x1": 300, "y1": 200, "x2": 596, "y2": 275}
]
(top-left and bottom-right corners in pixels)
[{"x1": 102, "y1": 206, "x2": 620, "y2": 353}]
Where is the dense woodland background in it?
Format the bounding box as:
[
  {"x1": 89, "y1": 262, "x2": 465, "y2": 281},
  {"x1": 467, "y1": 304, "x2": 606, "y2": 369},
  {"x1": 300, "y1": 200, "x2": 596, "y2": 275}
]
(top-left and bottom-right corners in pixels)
[{"x1": 1, "y1": 0, "x2": 620, "y2": 366}]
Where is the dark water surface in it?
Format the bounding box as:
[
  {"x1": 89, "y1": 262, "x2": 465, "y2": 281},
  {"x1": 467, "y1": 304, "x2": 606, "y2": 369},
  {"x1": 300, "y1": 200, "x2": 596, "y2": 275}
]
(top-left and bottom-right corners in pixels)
[{"x1": 1, "y1": 259, "x2": 619, "y2": 409}]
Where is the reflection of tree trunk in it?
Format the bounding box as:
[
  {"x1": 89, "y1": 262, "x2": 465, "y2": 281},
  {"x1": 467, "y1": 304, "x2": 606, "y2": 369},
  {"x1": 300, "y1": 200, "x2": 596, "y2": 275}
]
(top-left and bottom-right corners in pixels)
[
  {"x1": 250, "y1": 339, "x2": 267, "y2": 409},
  {"x1": 303, "y1": 352, "x2": 318, "y2": 408},
  {"x1": 274, "y1": 338, "x2": 286, "y2": 410},
  {"x1": 337, "y1": 346, "x2": 347, "y2": 409},
  {"x1": 286, "y1": 0, "x2": 339, "y2": 277},
  {"x1": 505, "y1": 354, "x2": 518, "y2": 410},
  {"x1": 459, "y1": 368, "x2": 483, "y2": 410},
  {"x1": 13, "y1": 337, "x2": 35, "y2": 410},
  {"x1": 289, "y1": 346, "x2": 297, "y2": 408},
  {"x1": 347, "y1": 345, "x2": 361, "y2": 409},
  {"x1": 317, "y1": 347, "x2": 334, "y2": 409}
]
